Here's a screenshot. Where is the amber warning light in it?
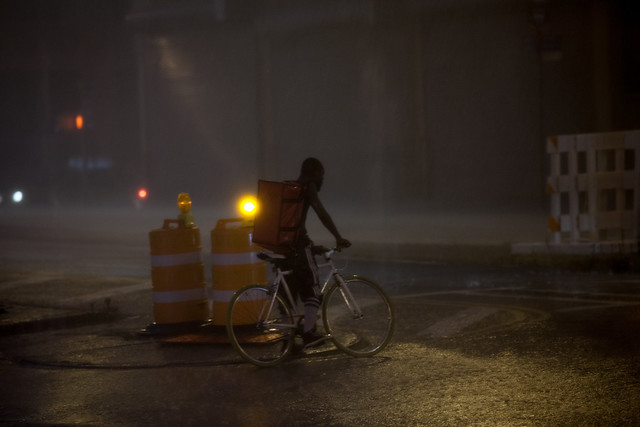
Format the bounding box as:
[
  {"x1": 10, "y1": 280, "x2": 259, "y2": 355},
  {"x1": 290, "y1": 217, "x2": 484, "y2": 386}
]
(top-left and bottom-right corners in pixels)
[
  {"x1": 238, "y1": 196, "x2": 257, "y2": 217},
  {"x1": 75, "y1": 114, "x2": 84, "y2": 130}
]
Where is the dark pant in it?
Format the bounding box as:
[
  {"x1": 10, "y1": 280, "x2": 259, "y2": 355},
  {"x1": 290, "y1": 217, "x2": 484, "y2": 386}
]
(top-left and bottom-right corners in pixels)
[{"x1": 291, "y1": 241, "x2": 322, "y2": 328}]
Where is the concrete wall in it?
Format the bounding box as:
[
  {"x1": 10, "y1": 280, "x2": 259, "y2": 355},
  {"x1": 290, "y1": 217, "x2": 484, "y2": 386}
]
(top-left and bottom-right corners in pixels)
[{"x1": 131, "y1": 0, "x2": 625, "y2": 211}]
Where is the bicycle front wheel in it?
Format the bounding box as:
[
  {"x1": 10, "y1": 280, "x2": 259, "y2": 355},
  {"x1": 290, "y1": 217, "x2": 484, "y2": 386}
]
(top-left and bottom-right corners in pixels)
[
  {"x1": 322, "y1": 276, "x2": 394, "y2": 357},
  {"x1": 226, "y1": 285, "x2": 295, "y2": 367}
]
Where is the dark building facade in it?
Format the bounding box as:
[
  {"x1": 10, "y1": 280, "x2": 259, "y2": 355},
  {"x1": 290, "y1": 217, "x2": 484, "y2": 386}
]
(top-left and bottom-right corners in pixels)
[{"x1": 1, "y1": 0, "x2": 638, "y2": 211}]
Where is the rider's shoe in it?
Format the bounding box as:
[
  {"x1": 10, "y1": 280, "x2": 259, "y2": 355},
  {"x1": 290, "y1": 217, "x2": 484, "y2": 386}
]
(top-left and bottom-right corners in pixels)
[{"x1": 302, "y1": 330, "x2": 329, "y2": 349}]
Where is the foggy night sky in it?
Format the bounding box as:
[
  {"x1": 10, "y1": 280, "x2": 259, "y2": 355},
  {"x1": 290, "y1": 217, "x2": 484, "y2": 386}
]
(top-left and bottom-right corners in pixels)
[{"x1": 1, "y1": 0, "x2": 639, "y2": 214}]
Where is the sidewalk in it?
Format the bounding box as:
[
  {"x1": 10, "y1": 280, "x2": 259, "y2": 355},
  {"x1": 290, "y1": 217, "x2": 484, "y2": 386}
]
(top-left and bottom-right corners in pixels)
[{"x1": 0, "y1": 273, "x2": 243, "y2": 368}]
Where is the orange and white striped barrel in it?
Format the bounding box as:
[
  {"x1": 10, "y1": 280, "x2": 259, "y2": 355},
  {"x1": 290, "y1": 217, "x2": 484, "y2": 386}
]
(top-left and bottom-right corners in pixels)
[
  {"x1": 149, "y1": 219, "x2": 208, "y2": 325},
  {"x1": 211, "y1": 218, "x2": 267, "y2": 325}
]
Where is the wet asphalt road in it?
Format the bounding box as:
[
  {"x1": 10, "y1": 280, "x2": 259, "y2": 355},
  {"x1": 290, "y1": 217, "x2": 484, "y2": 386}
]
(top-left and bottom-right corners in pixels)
[{"x1": 1, "y1": 208, "x2": 640, "y2": 425}]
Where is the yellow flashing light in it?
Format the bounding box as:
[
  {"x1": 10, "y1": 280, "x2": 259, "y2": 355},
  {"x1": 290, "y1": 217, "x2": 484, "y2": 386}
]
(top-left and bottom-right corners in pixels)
[
  {"x1": 238, "y1": 195, "x2": 257, "y2": 217},
  {"x1": 177, "y1": 192, "x2": 192, "y2": 213}
]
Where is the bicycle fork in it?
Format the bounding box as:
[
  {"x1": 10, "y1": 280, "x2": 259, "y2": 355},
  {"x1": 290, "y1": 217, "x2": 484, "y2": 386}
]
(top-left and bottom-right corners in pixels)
[{"x1": 334, "y1": 276, "x2": 364, "y2": 320}]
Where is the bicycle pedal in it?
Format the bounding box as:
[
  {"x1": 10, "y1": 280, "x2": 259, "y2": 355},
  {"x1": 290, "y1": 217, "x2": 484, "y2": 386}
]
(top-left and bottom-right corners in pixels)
[{"x1": 302, "y1": 335, "x2": 331, "y2": 350}]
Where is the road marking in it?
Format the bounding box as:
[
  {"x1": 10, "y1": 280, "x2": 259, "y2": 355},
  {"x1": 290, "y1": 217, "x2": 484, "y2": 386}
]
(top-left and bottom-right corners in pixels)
[
  {"x1": 396, "y1": 287, "x2": 640, "y2": 314},
  {"x1": 0, "y1": 276, "x2": 57, "y2": 291},
  {"x1": 418, "y1": 306, "x2": 497, "y2": 338},
  {"x1": 1, "y1": 276, "x2": 151, "y2": 306},
  {"x1": 59, "y1": 282, "x2": 151, "y2": 306},
  {"x1": 505, "y1": 287, "x2": 640, "y2": 300},
  {"x1": 555, "y1": 301, "x2": 639, "y2": 313},
  {"x1": 464, "y1": 289, "x2": 640, "y2": 308},
  {"x1": 394, "y1": 289, "x2": 479, "y2": 299}
]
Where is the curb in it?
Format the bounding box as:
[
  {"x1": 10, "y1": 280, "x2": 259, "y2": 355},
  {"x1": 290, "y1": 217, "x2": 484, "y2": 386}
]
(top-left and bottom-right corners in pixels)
[{"x1": 0, "y1": 304, "x2": 119, "y2": 336}]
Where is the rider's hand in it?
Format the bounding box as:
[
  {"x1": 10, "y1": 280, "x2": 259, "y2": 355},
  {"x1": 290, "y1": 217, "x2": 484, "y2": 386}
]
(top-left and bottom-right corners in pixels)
[{"x1": 336, "y1": 238, "x2": 351, "y2": 250}]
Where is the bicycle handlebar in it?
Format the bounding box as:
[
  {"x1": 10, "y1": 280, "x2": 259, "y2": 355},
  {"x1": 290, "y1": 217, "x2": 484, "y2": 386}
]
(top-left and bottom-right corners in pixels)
[
  {"x1": 311, "y1": 245, "x2": 349, "y2": 256},
  {"x1": 311, "y1": 245, "x2": 330, "y2": 255},
  {"x1": 259, "y1": 245, "x2": 346, "y2": 265}
]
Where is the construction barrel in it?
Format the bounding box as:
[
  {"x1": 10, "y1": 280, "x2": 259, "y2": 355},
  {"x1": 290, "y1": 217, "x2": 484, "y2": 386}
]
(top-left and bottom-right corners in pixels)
[{"x1": 210, "y1": 218, "x2": 267, "y2": 325}]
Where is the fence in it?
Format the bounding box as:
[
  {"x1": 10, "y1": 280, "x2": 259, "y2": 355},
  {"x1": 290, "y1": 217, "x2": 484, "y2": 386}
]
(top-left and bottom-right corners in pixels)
[{"x1": 544, "y1": 130, "x2": 640, "y2": 253}]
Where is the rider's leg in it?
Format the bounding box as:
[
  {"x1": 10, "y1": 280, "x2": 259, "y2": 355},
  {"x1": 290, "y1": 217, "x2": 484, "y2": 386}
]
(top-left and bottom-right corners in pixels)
[
  {"x1": 293, "y1": 244, "x2": 322, "y2": 334},
  {"x1": 303, "y1": 295, "x2": 321, "y2": 333}
]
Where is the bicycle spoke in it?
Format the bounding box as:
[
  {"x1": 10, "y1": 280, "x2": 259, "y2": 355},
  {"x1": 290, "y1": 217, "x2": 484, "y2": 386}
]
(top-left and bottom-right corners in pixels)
[
  {"x1": 226, "y1": 285, "x2": 295, "y2": 366},
  {"x1": 323, "y1": 277, "x2": 394, "y2": 357}
]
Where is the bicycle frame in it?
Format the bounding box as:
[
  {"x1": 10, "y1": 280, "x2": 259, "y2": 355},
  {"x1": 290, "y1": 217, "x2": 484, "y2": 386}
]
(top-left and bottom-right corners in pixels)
[
  {"x1": 317, "y1": 253, "x2": 364, "y2": 321},
  {"x1": 227, "y1": 247, "x2": 394, "y2": 365},
  {"x1": 262, "y1": 249, "x2": 364, "y2": 329},
  {"x1": 257, "y1": 268, "x2": 299, "y2": 331}
]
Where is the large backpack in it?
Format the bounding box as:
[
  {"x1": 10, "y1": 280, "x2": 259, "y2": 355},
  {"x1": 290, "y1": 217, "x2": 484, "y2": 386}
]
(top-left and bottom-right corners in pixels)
[{"x1": 252, "y1": 180, "x2": 305, "y2": 255}]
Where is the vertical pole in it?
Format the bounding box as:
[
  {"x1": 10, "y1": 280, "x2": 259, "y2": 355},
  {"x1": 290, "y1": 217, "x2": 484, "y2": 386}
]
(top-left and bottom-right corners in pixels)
[
  {"x1": 135, "y1": 34, "x2": 148, "y2": 191},
  {"x1": 591, "y1": 0, "x2": 613, "y2": 131},
  {"x1": 634, "y1": 133, "x2": 640, "y2": 249},
  {"x1": 548, "y1": 137, "x2": 561, "y2": 244},
  {"x1": 412, "y1": 17, "x2": 429, "y2": 198},
  {"x1": 568, "y1": 141, "x2": 580, "y2": 242},
  {"x1": 586, "y1": 136, "x2": 598, "y2": 241},
  {"x1": 39, "y1": 33, "x2": 54, "y2": 205},
  {"x1": 256, "y1": 35, "x2": 276, "y2": 179}
]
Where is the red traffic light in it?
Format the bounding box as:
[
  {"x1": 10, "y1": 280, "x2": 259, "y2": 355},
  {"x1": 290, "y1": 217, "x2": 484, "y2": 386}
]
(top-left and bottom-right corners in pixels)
[{"x1": 137, "y1": 188, "x2": 148, "y2": 199}]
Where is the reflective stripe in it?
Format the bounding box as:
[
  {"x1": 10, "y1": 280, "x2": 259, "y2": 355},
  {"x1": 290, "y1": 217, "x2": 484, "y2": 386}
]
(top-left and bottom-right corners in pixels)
[
  {"x1": 151, "y1": 251, "x2": 202, "y2": 267},
  {"x1": 211, "y1": 251, "x2": 262, "y2": 266},
  {"x1": 153, "y1": 287, "x2": 206, "y2": 303},
  {"x1": 212, "y1": 289, "x2": 236, "y2": 302}
]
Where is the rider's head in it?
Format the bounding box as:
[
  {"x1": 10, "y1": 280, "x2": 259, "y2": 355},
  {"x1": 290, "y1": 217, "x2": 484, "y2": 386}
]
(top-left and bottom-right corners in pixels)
[{"x1": 299, "y1": 157, "x2": 325, "y2": 190}]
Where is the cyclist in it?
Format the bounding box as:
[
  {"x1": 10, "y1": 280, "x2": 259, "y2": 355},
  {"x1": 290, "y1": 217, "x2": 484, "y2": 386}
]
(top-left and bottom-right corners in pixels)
[{"x1": 291, "y1": 157, "x2": 351, "y2": 347}]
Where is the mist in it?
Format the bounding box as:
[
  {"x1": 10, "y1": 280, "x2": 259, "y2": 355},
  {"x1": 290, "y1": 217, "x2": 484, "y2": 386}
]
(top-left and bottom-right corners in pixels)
[{"x1": 1, "y1": 0, "x2": 638, "y2": 249}]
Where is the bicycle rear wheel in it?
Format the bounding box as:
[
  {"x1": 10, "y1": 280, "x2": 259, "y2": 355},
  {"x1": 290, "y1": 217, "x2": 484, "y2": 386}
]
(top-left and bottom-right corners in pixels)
[
  {"x1": 322, "y1": 276, "x2": 394, "y2": 357},
  {"x1": 226, "y1": 285, "x2": 295, "y2": 366}
]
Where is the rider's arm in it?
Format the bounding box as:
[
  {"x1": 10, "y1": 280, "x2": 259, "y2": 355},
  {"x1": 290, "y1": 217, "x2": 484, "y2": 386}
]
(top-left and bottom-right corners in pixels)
[{"x1": 307, "y1": 183, "x2": 351, "y2": 248}]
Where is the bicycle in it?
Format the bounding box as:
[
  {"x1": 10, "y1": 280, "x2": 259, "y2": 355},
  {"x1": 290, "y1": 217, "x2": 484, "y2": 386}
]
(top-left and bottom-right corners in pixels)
[{"x1": 225, "y1": 246, "x2": 395, "y2": 366}]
